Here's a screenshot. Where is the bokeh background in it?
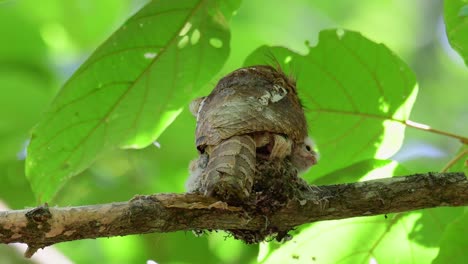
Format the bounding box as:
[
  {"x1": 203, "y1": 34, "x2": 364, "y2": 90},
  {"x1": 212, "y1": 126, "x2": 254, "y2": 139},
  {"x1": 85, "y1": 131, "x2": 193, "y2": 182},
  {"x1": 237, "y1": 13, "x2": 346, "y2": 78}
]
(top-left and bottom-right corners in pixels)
[{"x1": 0, "y1": 0, "x2": 466, "y2": 263}]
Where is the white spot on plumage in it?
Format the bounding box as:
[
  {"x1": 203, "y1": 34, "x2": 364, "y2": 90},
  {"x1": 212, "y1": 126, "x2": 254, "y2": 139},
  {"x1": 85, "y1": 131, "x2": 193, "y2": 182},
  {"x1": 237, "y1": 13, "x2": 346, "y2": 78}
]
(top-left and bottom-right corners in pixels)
[{"x1": 258, "y1": 85, "x2": 288, "y2": 105}]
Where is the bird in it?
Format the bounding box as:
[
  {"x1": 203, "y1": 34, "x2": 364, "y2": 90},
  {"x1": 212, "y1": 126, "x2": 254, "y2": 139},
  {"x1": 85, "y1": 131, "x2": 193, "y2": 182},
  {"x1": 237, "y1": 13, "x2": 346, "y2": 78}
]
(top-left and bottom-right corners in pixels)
[
  {"x1": 291, "y1": 137, "x2": 318, "y2": 173},
  {"x1": 185, "y1": 153, "x2": 208, "y2": 193},
  {"x1": 186, "y1": 135, "x2": 318, "y2": 193},
  {"x1": 187, "y1": 65, "x2": 312, "y2": 202}
]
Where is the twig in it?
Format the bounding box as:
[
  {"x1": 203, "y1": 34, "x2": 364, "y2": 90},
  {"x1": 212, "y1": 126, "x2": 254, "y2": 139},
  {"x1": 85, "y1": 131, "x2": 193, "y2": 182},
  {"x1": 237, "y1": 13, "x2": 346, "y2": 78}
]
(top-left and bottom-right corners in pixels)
[
  {"x1": 441, "y1": 149, "x2": 468, "y2": 172},
  {"x1": 404, "y1": 120, "x2": 468, "y2": 144},
  {"x1": 311, "y1": 108, "x2": 468, "y2": 143}
]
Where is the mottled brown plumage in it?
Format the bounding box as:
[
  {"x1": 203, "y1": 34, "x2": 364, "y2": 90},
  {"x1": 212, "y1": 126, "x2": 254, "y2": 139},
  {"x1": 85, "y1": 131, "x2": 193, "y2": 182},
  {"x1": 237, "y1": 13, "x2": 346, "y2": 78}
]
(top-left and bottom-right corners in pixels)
[
  {"x1": 188, "y1": 65, "x2": 312, "y2": 202},
  {"x1": 194, "y1": 65, "x2": 307, "y2": 149}
]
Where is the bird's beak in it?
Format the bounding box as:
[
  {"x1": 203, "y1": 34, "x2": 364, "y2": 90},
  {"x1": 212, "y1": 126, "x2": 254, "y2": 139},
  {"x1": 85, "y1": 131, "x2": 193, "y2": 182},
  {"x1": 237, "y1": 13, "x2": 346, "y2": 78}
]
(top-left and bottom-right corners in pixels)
[{"x1": 310, "y1": 151, "x2": 318, "y2": 165}]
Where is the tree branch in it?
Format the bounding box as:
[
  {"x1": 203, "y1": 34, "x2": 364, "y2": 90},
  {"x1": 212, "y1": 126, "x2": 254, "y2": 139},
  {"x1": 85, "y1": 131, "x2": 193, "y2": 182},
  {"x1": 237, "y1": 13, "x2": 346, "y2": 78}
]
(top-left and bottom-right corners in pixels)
[{"x1": 1, "y1": 172, "x2": 467, "y2": 257}]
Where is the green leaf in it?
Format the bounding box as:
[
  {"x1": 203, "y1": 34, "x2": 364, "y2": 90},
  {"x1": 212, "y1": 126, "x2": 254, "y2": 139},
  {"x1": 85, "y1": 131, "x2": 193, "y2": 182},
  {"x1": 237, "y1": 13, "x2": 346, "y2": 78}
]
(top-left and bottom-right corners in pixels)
[
  {"x1": 26, "y1": 0, "x2": 241, "y2": 202},
  {"x1": 408, "y1": 207, "x2": 464, "y2": 248},
  {"x1": 314, "y1": 159, "x2": 411, "y2": 185},
  {"x1": 244, "y1": 29, "x2": 418, "y2": 179},
  {"x1": 444, "y1": 2, "x2": 468, "y2": 65},
  {"x1": 260, "y1": 213, "x2": 438, "y2": 264},
  {"x1": 433, "y1": 211, "x2": 468, "y2": 263}
]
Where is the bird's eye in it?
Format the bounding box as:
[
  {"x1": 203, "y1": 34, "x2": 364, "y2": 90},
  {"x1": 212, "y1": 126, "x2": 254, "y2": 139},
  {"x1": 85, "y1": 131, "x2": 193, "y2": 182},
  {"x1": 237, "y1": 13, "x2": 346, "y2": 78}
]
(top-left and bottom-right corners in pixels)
[{"x1": 305, "y1": 145, "x2": 311, "y2": 152}]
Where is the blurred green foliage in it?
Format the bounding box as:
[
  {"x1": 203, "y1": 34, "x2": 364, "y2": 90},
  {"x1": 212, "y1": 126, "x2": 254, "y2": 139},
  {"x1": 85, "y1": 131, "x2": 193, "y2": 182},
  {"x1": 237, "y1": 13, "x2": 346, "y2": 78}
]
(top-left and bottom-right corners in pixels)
[
  {"x1": 0, "y1": 0, "x2": 466, "y2": 263},
  {"x1": 444, "y1": 0, "x2": 468, "y2": 66},
  {"x1": 433, "y1": 210, "x2": 468, "y2": 264}
]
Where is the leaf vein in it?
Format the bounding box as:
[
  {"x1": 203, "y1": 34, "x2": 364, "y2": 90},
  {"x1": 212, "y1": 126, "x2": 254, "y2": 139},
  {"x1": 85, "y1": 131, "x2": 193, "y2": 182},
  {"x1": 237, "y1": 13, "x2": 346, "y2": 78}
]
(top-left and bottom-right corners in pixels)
[
  {"x1": 60, "y1": 0, "x2": 207, "y2": 167},
  {"x1": 304, "y1": 55, "x2": 359, "y2": 112}
]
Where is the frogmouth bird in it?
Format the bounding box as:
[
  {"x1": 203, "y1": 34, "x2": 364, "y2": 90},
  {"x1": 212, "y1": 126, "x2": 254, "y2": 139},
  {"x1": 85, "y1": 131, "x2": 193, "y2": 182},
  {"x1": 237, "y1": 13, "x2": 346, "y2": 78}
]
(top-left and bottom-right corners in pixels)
[{"x1": 186, "y1": 65, "x2": 317, "y2": 202}]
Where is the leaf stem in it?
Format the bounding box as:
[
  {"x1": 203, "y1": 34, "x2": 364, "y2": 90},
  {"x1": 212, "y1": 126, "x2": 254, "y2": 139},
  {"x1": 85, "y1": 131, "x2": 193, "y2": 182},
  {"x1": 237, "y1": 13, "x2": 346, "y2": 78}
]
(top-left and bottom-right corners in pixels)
[
  {"x1": 404, "y1": 120, "x2": 468, "y2": 144},
  {"x1": 310, "y1": 109, "x2": 468, "y2": 143},
  {"x1": 441, "y1": 149, "x2": 468, "y2": 173}
]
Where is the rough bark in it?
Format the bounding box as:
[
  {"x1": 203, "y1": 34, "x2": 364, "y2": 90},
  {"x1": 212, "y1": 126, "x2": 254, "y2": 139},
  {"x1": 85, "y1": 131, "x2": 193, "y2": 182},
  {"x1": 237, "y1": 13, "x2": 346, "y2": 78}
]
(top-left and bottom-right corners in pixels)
[{"x1": 0, "y1": 172, "x2": 466, "y2": 258}]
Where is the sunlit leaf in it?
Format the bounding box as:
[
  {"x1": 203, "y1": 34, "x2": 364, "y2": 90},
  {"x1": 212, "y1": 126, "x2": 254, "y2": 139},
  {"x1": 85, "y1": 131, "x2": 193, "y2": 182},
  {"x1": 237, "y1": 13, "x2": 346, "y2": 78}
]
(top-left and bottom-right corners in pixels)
[
  {"x1": 314, "y1": 159, "x2": 411, "y2": 185},
  {"x1": 244, "y1": 29, "x2": 417, "y2": 179},
  {"x1": 260, "y1": 213, "x2": 437, "y2": 264},
  {"x1": 444, "y1": 1, "x2": 468, "y2": 65},
  {"x1": 26, "y1": 0, "x2": 241, "y2": 201},
  {"x1": 408, "y1": 207, "x2": 464, "y2": 248},
  {"x1": 433, "y1": 211, "x2": 468, "y2": 264}
]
